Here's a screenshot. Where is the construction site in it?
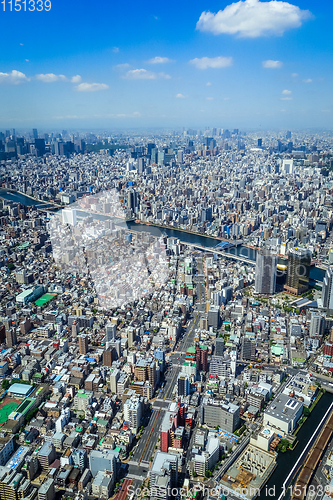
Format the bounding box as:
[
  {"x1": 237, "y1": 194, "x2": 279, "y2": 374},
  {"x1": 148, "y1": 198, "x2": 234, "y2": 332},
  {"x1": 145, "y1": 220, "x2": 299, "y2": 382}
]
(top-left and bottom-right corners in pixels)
[{"x1": 220, "y1": 444, "x2": 277, "y2": 500}]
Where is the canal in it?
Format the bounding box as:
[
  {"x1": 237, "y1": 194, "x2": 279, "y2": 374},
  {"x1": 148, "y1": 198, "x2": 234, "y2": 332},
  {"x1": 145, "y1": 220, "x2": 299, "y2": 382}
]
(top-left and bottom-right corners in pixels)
[
  {"x1": 0, "y1": 189, "x2": 326, "y2": 282},
  {"x1": 265, "y1": 391, "x2": 333, "y2": 500}
]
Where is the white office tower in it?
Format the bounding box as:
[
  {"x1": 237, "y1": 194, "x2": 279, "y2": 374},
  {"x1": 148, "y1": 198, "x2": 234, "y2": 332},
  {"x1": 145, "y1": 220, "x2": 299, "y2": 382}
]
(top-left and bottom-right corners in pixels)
[
  {"x1": 322, "y1": 266, "x2": 333, "y2": 311},
  {"x1": 282, "y1": 159, "x2": 294, "y2": 174},
  {"x1": 105, "y1": 323, "x2": 117, "y2": 342},
  {"x1": 123, "y1": 395, "x2": 143, "y2": 434},
  {"x1": 310, "y1": 312, "x2": 324, "y2": 338},
  {"x1": 255, "y1": 249, "x2": 277, "y2": 295},
  {"x1": 62, "y1": 208, "x2": 77, "y2": 226},
  {"x1": 230, "y1": 350, "x2": 237, "y2": 376},
  {"x1": 55, "y1": 407, "x2": 70, "y2": 432}
]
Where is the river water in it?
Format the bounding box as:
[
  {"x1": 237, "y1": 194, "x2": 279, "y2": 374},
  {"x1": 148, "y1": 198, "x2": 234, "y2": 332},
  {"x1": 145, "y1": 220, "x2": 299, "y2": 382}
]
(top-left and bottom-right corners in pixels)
[
  {"x1": 0, "y1": 189, "x2": 325, "y2": 282},
  {"x1": 265, "y1": 391, "x2": 333, "y2": 500}
]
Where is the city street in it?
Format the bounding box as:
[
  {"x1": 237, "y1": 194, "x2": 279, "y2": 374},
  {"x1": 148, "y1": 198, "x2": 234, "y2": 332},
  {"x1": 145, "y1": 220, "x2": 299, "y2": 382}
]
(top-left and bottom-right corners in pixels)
[{"x1": 130, "y1": 255, "x2": 205, "y2": 466}]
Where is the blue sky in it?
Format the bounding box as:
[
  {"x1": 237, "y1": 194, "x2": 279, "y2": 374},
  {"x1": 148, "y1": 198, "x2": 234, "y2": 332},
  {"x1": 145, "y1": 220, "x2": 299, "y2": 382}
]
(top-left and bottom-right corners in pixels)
[{"x1": 0, "y1": 0, "x2": 332, "y2": 129}]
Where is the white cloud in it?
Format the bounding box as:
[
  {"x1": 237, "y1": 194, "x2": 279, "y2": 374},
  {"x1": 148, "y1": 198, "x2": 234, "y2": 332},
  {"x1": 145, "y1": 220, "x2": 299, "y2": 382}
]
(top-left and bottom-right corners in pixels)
[
  {"x1": 303, "y1": 78, "x2": 312, "y2": 83},
  {"x1": 124, "y1": 69, "x2": 171, "y2": 79},
  {"x1": 281, "y1": 97, "x2": 292, "y2": 100},
  {"x1": 36, "y1": 73, "x2": 68, "y2": 82},
  {"x1": 71, "y1": 75, "x2": 82, "y2": 83},
  {"x1": 282, "y1": 89, "x2": 292, "y2": 94},
  {"x1": 196, "y1": 0, "x2": 312, "y2": 38},
  {"x1": 107, "y1": 112, "x2": 141, "y2": 118},
  {"x1": 176, "y1": 93, "x2": 186, "y2": 98},
  {"x1": 113, "y1": 47, "x2": 119, "y2": 53},
  {"x1": 206, "y1": 97, "x2": 214, "y2": 100},
  {"x1": 158, "y1": 72, "x2": 171, "y2": 79},
  {"x1": 262, "y1": 60, "x2": 283, "y2": 68},
  {"x1": 53, "y1": 115, "x2": 82, "y2": 120},
  {"x1": 147, "y1": 56, "x2": 173, "y2": 64},
  {"x1": 291, "y1": 72, "x2": 298, "y2": 77},
  {"x1": 25, "y1": 59, "x2": 29, "y2": 62},
  {"x1": 0, "y1": 70, "x2": 30, "y2": 84},
  {"x1": 114, "y1": 63, "x2": 131, "y2": 70},
  {"x1": 189, "y1": 56, "x2": 233, "y2": 69},
  {"x1": 75, "y1": 82, "x2": 109, "y2": 92},
  {"x1": 206, "y1": 82, "x2": 212, "y2": 86}
]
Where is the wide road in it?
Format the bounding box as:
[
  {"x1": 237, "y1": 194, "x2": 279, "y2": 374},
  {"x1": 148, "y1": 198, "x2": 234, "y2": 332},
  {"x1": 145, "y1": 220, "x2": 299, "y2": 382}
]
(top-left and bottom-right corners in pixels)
[
  {"x1": 130, "y1": 255, "x2": 205, "y2": 466},
  {"x1": 132, "y1": 408, "x2": 160, "y2": 463}
]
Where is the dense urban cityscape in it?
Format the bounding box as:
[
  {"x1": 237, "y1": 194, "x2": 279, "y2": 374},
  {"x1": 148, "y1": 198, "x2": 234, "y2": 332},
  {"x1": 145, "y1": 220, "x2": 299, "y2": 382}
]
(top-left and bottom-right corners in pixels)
[{"x1": 0, "y1": 127, "x2": 331, "y2": 500}]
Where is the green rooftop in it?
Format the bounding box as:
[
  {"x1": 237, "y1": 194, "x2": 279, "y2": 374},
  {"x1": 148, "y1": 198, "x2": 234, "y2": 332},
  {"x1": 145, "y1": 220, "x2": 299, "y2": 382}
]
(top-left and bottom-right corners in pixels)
[
  {"x1": 35, "y1": 293, "x2": 57, "y2": 307},
  {"x1": 271, "y1": 345, "x2": 284, "y2": 356}
]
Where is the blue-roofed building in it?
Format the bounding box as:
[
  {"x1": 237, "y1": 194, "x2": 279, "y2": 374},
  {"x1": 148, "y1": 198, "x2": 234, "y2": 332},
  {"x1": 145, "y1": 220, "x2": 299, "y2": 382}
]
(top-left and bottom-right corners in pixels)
[
  {"x1": 7, "y1": 383, "x2": 33, "y2": 398},
  {"x1": 6, "y1": 446, "x2": 30, "y2": 470}
]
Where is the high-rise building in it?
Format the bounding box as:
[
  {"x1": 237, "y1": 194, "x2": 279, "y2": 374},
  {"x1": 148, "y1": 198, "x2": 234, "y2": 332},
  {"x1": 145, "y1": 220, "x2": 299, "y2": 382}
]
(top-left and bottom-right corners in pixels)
[
  {"x1": 257, "y1": 138, "x2": 262, "y2": 147},
  {"x1": 37, "y1": 443, "x2": 56, "y2": 470},
  {"x1": 38, "y1": 478, "x2": 55, "y2": 500},
  {"x1": 150, "y1": 452, "x2": 178, "y2": 492},
  {"x1": 195, "y1": 344, "x2": 208, "y2": 372},
  {"x1": 127, "y1": 327, "x2": 135, "y2": 347},
  {"x1": 177, "y1": 373, "x2": 190, "y2": 397},
  {"x1": 79, "y1": 334, "x2": 89, "y2": 355},
  {"x1": 285, "y1": 248, "x2": 311, "y2": 295},
  {"x1": 200, "y1": 399, "x2": 240, "y2": 433},
  {"x1": 89, "y1": 449, "x2": 119, "y2": 478},
  {"x1": 215, "y1": 338, "x2": 224, "y2": 357},
  {"x1": 62, "y1": 209, "x2": 77, "y2": 226},
  {"x1": 123, "y1": 395, "x2": 143, "y2": 433},
  {"x1": 103, "y1": 349, "x2": 113, "y2": 367},
  {"x1": 255, "y1": 249, "x2": 277, "y2": 295},
  {"x1": 322, "y1": 266, "x2": 333, "y2": 311},
  {"x1": 154, "y1": 348, "x2": 165, "y2": 370},
  {"x1": 310, "y1": 313, "x2": 324, "y2": 338},
  {"x1": 282, "y1": 159, "x2": 294, "y2": 174},
  {"x1": 105, "y1": 323, "x2": 117, "y2": 342},
  {"x1": 33, "y1": 128, "x2": 38, "y2": 139},
  {"x1": 6, "y1": 329, "x2": 17, "y2": 348},
  {"x1": 110, "y1": 368, "x2": 120, "y2": 393},
  {"x1": 241, "y1": 338, "x2": 256, "y2": 361}
]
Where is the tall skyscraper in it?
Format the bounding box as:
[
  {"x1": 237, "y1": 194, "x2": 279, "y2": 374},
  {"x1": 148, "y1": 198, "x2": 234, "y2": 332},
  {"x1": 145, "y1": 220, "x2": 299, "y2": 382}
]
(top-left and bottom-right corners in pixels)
[
  {"x1": 177, "y1": 373, "x2": 190, "y2": 397},
  {"x1": 33, "y1": 128, "x2": 38, "y2": 139},
  {"x1": 322, "y1": 266, "x2": 333, "y2": 311},
  {"x1": 128, "y1": 327, "x2": 135, "y2": 348},
  {"x1": 6, "y1": 329, "x2": 17, "y2": 348},
  {"x1": 62, "y1": 209, "x2": 77, "y2": 226},
  {"x1": 310, "y1": 313, "x2": 324, "y2": 338},
  {"x1": 241, "y1": 338, "x2": 256, "y2": 361},
  {"x1": 285, "y1": 248, "x2": 311, "y2": 295},
  {"x1": 105, "y1": 323, "x2": 117, "y2": 342},
  {"x1": 255, "y1": 249, "x2": 277, "y2": 295},
  {"x1": 79, "y1": 334, "x2": 89, "y2": 355},
  {"x1": 215, "y1": 338, "x2": 224, "y2": 357}
]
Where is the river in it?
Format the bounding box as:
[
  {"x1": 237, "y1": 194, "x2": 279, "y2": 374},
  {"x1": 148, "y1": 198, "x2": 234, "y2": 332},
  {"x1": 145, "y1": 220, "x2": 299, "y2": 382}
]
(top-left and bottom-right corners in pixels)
[
  {"x1": 265, "y1": 391, "x2": 333, "y2": 500},
  {"x1": 0, "y1": 189, "x2": 325, "y2": 283}
]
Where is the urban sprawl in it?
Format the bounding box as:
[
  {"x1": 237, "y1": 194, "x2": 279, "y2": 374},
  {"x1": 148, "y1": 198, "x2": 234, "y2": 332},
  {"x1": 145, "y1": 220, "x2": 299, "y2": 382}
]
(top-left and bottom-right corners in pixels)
[{"x1": 0, "y1": 128, "x2": 332, "y2": 500}]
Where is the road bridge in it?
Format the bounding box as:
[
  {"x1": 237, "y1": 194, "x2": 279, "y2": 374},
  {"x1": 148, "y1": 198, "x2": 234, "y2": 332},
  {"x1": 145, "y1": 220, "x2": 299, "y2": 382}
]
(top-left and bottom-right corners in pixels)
[{"x1": 185, "y1": 242, "x2": 255, "y2": 265}]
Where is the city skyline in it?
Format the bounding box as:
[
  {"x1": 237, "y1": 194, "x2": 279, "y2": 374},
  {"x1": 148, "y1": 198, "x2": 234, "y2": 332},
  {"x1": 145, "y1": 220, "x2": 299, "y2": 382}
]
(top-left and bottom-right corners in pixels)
[{"x1": 1, "y1": 0, "x2": 332, "y2": 128}]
